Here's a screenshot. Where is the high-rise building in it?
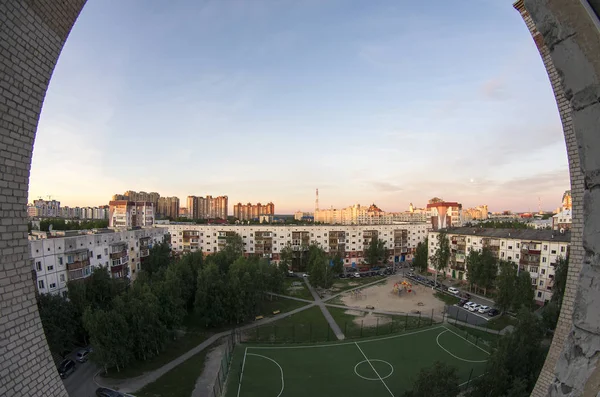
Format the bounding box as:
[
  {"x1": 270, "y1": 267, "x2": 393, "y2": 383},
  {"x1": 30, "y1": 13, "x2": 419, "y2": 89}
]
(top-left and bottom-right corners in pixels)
[
  {"x1": 157, "y1": 197, "x2": 180, "y2": 219},
  {"x1": 113, "y1": 191, "x2": 160, "y2": 211},
  {"x1": 233, "y1": 202, "x2": 275, "y2": 221},
  {"x1": 426, "y1": 201, "x2": 462, "y2": 230},
  {"x1": 109, "y1": 201, "x2": 155, "y2": 228},
  {"x1": 32, "y1": 199, "x2": 61, "y2": 217},
  {"x1": 187, "y1": 195, "x2": 228, "y2": 220}
]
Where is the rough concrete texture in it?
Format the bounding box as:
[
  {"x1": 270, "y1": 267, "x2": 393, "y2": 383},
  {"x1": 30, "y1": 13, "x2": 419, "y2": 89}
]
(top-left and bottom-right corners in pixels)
[
  {"x1": 519, "y1": 0, "x2": 600, "y2": 396},
  {"x1": 0, "y1": 1, "x2": 86, "y2": 396}
]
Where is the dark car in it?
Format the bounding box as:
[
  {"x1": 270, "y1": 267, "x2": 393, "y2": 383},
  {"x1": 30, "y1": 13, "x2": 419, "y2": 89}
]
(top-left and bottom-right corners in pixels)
[
  {"x1": 488, "y1": 308, "x2": 500, "y2": 317},
  {"x1": 58, "y1": 359, "x2": 75, "y2": 378},
  {"x1": 459, "y1": 298, "x2": 468, "y2": 306},
  {"x1": 96, "y1": 388, "x2": 129, "y2": 397}
]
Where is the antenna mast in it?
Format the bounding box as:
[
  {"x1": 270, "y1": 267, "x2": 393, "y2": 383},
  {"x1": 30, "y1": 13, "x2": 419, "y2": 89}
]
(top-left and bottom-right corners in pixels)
[{"x1": 315, "y1": 188, "x2": 319, "y2": 212}]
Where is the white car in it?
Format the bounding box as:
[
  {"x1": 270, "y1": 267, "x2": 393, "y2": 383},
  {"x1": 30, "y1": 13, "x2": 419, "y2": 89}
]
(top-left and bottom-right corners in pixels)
[
  {"x1": 469, "y1": 304, "x2": 481, "y2": 312},
  {"x1": 463, "y1": 301, "x2": 475, "y2": 308},
  {"x1": 478, "y1": 305, "x2": 490, "y2": 314},
  {"x1": 353, "y1": 272, "x2": 361, "y2": 278},
  {"x1": 302, "y1": 273, "x2": 308, "y2": 277},
  {"x1": 448, "y1": 287, "x2": 459, "y2": 295}
]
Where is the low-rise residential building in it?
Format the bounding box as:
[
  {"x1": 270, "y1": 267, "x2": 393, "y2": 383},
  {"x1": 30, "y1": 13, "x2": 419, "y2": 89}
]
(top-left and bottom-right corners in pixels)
[
  {"x1": 30, "y1": 228, "x2": 167, "y2": 296},
  {"x1": 164, "y1": 223, "x2": 429, "y2": 268},
  {"x1": 427, "y1": 228, "x2": 570, "y2": 304},
  {"x1": 552, "y1": 209, "x2": 572, "y2": 231}
]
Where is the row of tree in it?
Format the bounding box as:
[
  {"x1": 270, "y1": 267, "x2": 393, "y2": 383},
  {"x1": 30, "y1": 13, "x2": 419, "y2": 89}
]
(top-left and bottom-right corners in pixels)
[
  {"x1": 37, "y1": 234, "x2": 287, "y2": 373},
  {"x1": 32, "y1": 218, "x2": 109, "y2": 232}
]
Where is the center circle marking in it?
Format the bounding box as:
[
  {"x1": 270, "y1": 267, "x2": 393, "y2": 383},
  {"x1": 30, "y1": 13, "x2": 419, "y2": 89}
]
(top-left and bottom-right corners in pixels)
[{"x1": 353, "y1": 359, "x2": 394, "y2": 381}]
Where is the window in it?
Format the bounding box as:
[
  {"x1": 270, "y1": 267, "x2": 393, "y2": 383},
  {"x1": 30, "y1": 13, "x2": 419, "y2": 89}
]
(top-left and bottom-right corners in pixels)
[
  {"x1": 35, "y1": 261, "x2": 42, "y2": 271},
  {"x1": 501, "y1": 241, "x2": 505, "y2": 247},
  {"x1": 508, "y1": 256, "x2": 512, "y2": 260},
  {"x1": 49, "y1": 282, "x2": 56, "y2": 289},
  {"x1": 541, "y1": 269, "x2": 546, "y2": 275},
  {"x1": 537, "y1": 292, "x2": 542, "y2": 298},
  {"x1": 551, "y1": 250, "x2": 556, "y2": 254},
  {"x1": 58, "y1": 257, "x2": 63, "y2": 265},
  {"x1": 104, "y1": 248, "x2": 108, "y2": 255},
  {"x1": 47, "y1": 265, "x2": 53, "y2": 271},
  {"x1": 516, "y1": 243, "x2": 520, "y2": 248},
  {"x1": 508, "y1": 246, "x2": 512, "y2": 250},
  {"x1": 501, "y1": 252, "x2": 505, "y2": 258},
  {"x1": 539, "y1": 280, "x2": 544, "y2": 287},
  {"x1": 60, "y1": 274, "x2": 65, "y2": 282},
  {"x1": 516, "y1": 254, "x2": 520, "y2": 259},
  {"x1": 530, "y1": 266, "x2": 538, "y2": 273},
  {"x1": 542, "y1": 257, "x2": 547, "y2": 263},
  {"x1": 561, "y1": 246, "x2": 566, "y2": 252},
  {"x1": 97, "y1": 254, "x2": 101, "y2": 259},
  {"x1": 543, "y1": 245, "x2": 548, "y2": 250},
  {"x1": 38, "y1": 280, "x2": 44, "y2": 289}
]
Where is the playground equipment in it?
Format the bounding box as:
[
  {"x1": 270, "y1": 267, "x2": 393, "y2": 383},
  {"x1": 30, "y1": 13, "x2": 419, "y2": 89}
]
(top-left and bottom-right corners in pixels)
[
  {"x1": 350, "y1": 289, "x2": 365, "y2": 300},
  {"x1": 392, "y1": 280, "x2": 414, "y2": 295}
]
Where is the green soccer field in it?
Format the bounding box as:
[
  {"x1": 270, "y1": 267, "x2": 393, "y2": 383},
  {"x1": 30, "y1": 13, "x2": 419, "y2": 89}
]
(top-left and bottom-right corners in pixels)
[{"x1": 226, "y1": 324, "x2": 490, "y2": 397}]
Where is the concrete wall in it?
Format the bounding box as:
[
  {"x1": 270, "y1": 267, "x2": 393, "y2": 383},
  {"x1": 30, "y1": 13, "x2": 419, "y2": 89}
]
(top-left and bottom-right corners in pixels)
[
  {"x1": 0, "y1": 1, "x2": 86, "y2": 395},
  {"x1": 0, "y1": 0, "x2": 599, "y2": 395},
  {"x1": 516, "y1": 0, "x2": 600, "y2": 395}
]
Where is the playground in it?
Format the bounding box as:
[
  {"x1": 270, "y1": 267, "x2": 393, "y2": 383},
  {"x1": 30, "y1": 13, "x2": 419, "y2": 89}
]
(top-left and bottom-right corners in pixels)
[
  {"x1": 227, "y1": 324, "x2": 490, "y2": 397},
  {"x1": 338, "y1": 274, "x2": 446, "y2": 315}
]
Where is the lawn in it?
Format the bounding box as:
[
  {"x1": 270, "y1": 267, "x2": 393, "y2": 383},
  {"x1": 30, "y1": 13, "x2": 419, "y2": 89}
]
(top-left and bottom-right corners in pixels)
[
  {"x1": 327, "y1": 306, "x2": 435, "y2": 339},
  {"x1": 329, "y1": 276, "x2": 386, "y2": 295},
  {"x1": 434, "y1": 291, "x2": 461, "y2": 305},
  {"x1": 135, "y1": 345, "x2": 211, "y2": 397},
  {"x1": 454, "y1": 324, "x2": 501, "y2": 348},
  {"x1": 228, "y1": 324, "x2": 490, "y2": 397},
  {"x1": 242, "y1": 305, "x2": 332, "y2": 343},
  {"x1": 487, "y1": 314, "x2": 518, "y2": 331},
  {"x1": 102, "y1": 331, "x2": 210, "y2": 379},
  {"x1": 281, "y1": 278, "x2": 314, "y2": 300},
  {"x1": 255, "y1": 297, "x2": 310, "y2": 316}
]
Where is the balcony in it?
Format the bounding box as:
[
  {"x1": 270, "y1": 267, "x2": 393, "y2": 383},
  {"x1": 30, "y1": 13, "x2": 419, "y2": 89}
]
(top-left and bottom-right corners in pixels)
[
  {"x1": 140, "y1": 248, "x2": 150, "y2": 257},
  {"x1": 68, "y1": 265, "x2": 92, "y2": 281},
  {"x1": 110, "y1": 250, "x2": 128, "y2": 260}
]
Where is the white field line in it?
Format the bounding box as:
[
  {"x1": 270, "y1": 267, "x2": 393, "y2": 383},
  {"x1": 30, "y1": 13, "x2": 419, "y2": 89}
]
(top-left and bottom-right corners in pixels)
[
  {"x1": 246, "y1": 353, "x2": 285, "y2": 397},
  {"x1": 246, "y1": 325, "x2": 445, "y2": 350},
  {"x1": 236, "y1": 347, "x2": 248, "y2": 397},
  {"x1": 435, "y1": 331, "x2": 488, "y2": 363},
  {"x1": 459, "y1": 372, "x2": 486, "y2": 387},
  {"x1": 443, "y1": 325, "x2": 491, "y2": 355},
  {"x1": 354, "y1": 342, "x2": 395, "y2": 397}
]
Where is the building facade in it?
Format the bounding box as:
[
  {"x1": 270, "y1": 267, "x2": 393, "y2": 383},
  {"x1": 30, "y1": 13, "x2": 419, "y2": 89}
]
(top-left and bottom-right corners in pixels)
[
  {"x1": 30, "y1": 228, "x2": 167, "y2": 296},
  {"x1": 32, "y1": 199, "x2": 61, "y2": 217},
  {"x1": 462, "y1": 205, "x2": 489, "y2": 222},
  {"x1": 187, "y1": 195, "x2": 228, "y2": 220},
  {"x1": 157, "y1": 196, "x2": 180, "y2": 219},
  {"x1": 552, "y1": 209, "x2": 572, "y2": 231},
  {"x1": 427, "y1": 201, "x2": 462, "y2": 230},
  {"x1": 427, "y1": 228, "x2": 570, "y2": 304},
  {"x1": 165, "y1": 223, "x2": 429, "y2": 267},
  {"x1": 108, "y1": 201, "x2": 155, "y2": 228},
  {"x1": 233, "y1": 202, "x2": 275, "y2": 221},
  {"x1": 113, "y1": 191, "x2": 160, "y2": 210}
]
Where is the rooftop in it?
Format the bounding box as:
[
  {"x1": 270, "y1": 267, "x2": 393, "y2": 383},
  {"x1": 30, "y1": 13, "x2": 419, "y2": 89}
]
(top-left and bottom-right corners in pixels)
[{"x1": 439, "y1": 227, "x2": 571, "y2": 242}]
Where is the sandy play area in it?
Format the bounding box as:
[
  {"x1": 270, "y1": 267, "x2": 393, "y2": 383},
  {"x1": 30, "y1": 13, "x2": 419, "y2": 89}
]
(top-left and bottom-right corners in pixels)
[{"x1": 339, "y1": 274, "x2": 446, "y2": 316}]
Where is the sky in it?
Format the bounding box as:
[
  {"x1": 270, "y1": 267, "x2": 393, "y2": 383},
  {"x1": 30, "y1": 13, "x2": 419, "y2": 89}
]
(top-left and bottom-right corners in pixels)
[{"x1": 29, "y1": 0, "x2": 569, "y2": 214}]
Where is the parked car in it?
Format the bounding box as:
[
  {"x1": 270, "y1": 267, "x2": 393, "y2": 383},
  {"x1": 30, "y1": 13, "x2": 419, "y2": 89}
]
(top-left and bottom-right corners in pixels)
[
  {"x1": 302, "y1": 273, "x2": 308, "y2": 277},
  {"x1": 96, "y1": 388, "x2": 132, "y2": 397},
  {"x1": 58, "y1": 359, "x2": 76, "y2": 379},
  {"x1": 464, "y1": 301, "x2": 475, "y2": 310},
  {"x1": 459, "y1": 298, "x2": 468, "y2": 307},
  {"x1": 448, "y1": 287, "x2": 460, "y2": 294},
  {"x1": 488, "y1": 308, "x2": 500, "y2": 317},
  {"x1": 468, "y1": 304, "x2": 481, "y2": 312},
  {"x1": 76, "y1": 349, "x2": 89, "y2": 363},
  {"x1": 353, "y1": 272, "x2": 360, "y2": 278},
  {"x1": 478, "y1": 305, "x2": 490, "y2": 314}
]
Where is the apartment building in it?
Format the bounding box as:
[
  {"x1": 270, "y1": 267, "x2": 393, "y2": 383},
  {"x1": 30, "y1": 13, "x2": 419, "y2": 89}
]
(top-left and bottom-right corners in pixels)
[
  {"x1": 552, "y1": 209, "x2": 572, "y2": 231},
  {"x1": 462, "y1": 205, "x2": 489, "y2": 222},
  {"x1": 233, "y1": 202, "x2": 275, "y2": 221},
  {"x1": 294, "y1": 211, "x2": 314, "y2": 221},
  {"x1": 108, "y1": 201, "x2": 155, "y2": 228},
  {"x1": 113, "y1": 191, "x2": 160, "y2": 210},
  {"x1": 157, "y1": 196, "x2": 180, "y2": 219},
  {"x1": 32, "y1": 199, "x2": 61, "y2": 217},
  {"x1": 30, "y1": 228, "x2": 167, "y2": 296},
  {"x1": 427, "y1": 228, "x2": 570, "y2": 304},
  {"x1": 165, "y1": 223, "x2": 429, "y2": 268},
  {"x1": 187, "y1": 195, "x2": 228, "y2": 220},
  {"x1": 427, "y1": 201, "x2": 462, "y2": 230}
]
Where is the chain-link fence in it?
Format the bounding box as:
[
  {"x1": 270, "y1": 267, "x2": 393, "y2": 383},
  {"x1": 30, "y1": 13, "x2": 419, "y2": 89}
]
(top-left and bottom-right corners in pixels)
[{"x1": 211, "y1": 330, "x2": 237, "y2": 397}]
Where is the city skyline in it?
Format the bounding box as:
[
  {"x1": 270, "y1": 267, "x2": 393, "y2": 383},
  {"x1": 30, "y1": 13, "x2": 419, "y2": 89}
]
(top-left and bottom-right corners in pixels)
[{"x1": 29, "y1": 0, "x2": 568, "y2": 213}]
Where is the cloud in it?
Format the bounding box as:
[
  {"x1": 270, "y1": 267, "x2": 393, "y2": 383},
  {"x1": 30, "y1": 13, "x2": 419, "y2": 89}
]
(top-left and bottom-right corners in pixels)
[
  {"x1": 481, "y1": 77, "x2": 507, "y2": 100},
  {"x1": 370, "y1": 181, "x2": 404, "y2": 192}
]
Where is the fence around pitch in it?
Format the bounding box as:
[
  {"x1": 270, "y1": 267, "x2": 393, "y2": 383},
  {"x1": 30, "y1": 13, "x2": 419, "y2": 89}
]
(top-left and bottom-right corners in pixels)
[
  {"x1": 240, "y1": 308, "x2": 445, "y2": 344},
  {"x1": 211, "y1": 330, "x2": 237, "y2": 397}
]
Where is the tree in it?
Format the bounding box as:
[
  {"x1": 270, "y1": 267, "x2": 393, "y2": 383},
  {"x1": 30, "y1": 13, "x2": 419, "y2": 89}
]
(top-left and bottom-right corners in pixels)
[
  {"x1": 195, "y1": 263, "x2": 228, "y2": 327},
  {"x1": 142, "y1": 239, "x2": 171, "y2": 278},
  {"x1": 512, "y1": 270, "x2": 535, "y2": 312},
  {"x1": 403, "y1": 361, "x2": 460, "y2": 397},
  {"x1": 365, "y1": 237, "x2": 386, "y2": 266},
  {"x1": 413, "y1": 238, "x2": 428, "y2": 273},
  {"x1": 37, "y1": 293, "x2": 81, "y2": 355},
  {"x1": 551, "y1": 256, "x2": 568, "y2": 307},
  {"x1": 468, "y1": 309, "x2": 545, "y2": 397},
  {"x1": 431, "y1": 232, "x2": 450, "y2": 284},
  {"x1": 308, "y1": 244, "x2": 333, "y2": 288},
  {"x1": 466, "y1": 248, "x2": 497, "y2": 296},
  {"x1": 332, "y1": 253, "x2": 344, "y2": 274},
  {"x1": 495, "y1": 260, "x2": 517, "y2": 312},
  {"x1": 279, "y1": 243, "x2": 293, "y2": 273},
  {"x1": 83, "y1": 306, "x2": 132, "y2": 373},
  {"x1": 465, "y1": 250, "x2": 482, "y2": 292}
]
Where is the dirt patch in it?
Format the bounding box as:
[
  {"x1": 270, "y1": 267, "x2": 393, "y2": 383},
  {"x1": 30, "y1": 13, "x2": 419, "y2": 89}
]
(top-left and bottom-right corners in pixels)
[
  {"x1": 339, "y1": 274, "x2": 445, "y2": 317},
  {"x1": 344, "y1": 309, "x2": 364, "y2": 316}
]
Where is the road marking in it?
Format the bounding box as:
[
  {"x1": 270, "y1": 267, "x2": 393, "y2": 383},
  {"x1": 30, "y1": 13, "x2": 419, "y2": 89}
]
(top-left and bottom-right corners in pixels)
[
  {"x1": 435, "y1": 331, "x2": 488, "y2": 363},
  {"x1": 246, "y1": 353, "x2": 285, "y2": 397},
  {"x1": 236, "y1": 347, "x2": 248, "y2": 397},
  {"x1": 354, "y1": 342, "x2": 395, "y2": 397}
]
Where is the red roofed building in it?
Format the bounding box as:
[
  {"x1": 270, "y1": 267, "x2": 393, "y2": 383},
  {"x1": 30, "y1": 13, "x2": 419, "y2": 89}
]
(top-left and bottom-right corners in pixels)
[{"x1": 427, "y1": 201, "x2": 462, "y2": 230}]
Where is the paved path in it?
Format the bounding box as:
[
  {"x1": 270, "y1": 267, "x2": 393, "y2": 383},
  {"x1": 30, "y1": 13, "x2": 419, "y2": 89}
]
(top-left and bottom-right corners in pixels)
[
  {"x1": 191, "y1": 339, "x2": 226, "y2": 397},
  {"x1": 97, "y1": 303, "x2": 315, "y2": 393},
  {"x1": 304, "y1": 278, "x2": 345, "y2": 340},
  {"x1": 266, "y1": 292, "x2": 314, "y2": 303}
]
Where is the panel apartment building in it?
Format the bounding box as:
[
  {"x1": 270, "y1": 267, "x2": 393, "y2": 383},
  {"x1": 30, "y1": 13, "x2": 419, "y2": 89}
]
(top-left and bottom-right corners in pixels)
[
  {"x1": 109, "y1": 201, "x2": 155, "y2": 228},
  {"x1": 427, "y1": 228, "x2": 570, "y2": 304},
  {"x1": 164, "y1": 223, "x2": 429, "y2": 268},
  {"x1": 30, "y1": 228, "x2": 167, "y2": 296},
  {"x1": 233, "y1": 202, "x2": 275, "y2": 221},
  {"x1": 186, "y1": 195, "x2": 228, "y2": 220}
]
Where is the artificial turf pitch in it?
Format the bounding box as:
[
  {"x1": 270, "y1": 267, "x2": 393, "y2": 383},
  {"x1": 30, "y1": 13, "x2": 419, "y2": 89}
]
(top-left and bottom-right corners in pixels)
[{"x1": 226, "y1": 324, "x2": 490, "y2": 397}]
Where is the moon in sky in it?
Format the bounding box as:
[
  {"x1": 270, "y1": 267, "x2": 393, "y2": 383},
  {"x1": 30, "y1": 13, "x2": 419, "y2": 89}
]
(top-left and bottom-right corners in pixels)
[{"x1": 470, "y1": 178, "x2": 475, "y2": 183}]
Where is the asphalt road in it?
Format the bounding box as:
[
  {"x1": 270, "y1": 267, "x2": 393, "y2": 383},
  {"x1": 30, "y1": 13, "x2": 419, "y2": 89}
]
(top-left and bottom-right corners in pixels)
[{"x1": 61, "y1": 354, "x2": 100, "y2": 397}]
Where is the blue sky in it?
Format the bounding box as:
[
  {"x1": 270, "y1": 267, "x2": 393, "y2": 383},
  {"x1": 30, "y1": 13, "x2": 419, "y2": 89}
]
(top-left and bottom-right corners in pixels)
[{"x1": 29, "y1": 0, "x2": 569, "y2": 213}]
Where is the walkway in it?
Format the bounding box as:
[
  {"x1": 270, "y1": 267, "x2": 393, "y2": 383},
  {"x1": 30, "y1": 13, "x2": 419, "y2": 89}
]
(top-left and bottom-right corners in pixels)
[
  {"x1": 321, "y1": 277, "x2": 389, "y2": 303},
  {"x1": 304, "y1": 278, "x2": 345, "y2": 340},
  {"x1": 191, "y1": 339, "x2": 226, "y2": 397},
  {"x1": 266, "y1": 292, "x2": 313, "y2": 303},
  {"x1": 97, "y1": 302, "x2": 316, "y2": 393}
]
